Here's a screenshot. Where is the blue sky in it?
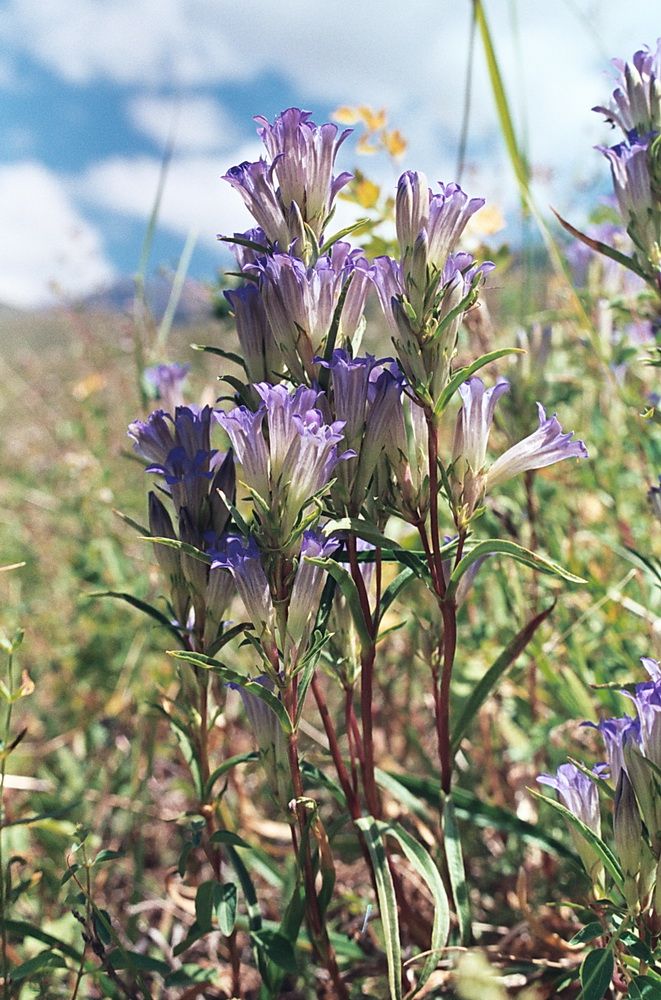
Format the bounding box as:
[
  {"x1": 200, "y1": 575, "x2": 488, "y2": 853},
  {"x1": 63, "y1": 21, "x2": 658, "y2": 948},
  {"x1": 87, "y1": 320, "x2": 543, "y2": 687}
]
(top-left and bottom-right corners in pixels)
[{"x1": 0, "y1": 0, "x2": 659, "y2": 308}]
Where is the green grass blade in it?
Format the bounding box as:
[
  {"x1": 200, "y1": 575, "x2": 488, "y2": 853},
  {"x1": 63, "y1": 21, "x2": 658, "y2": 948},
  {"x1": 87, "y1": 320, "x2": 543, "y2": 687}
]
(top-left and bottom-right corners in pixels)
[
  {"x1": 156, "y1": 227, "x2": 199, "y2": 351},
  {"x1": 474, "y1": 0, "x2": 529, "y2": 201},
  {"x1": 451, "y1": 602, "x2": 554, "y2": 755}
]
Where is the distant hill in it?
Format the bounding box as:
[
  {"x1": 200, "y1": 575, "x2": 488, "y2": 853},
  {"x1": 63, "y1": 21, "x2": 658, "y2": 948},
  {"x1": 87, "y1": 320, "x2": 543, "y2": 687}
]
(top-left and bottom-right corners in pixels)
[{"x1": 79, "y1": 274, "x2": 215, "y2": 324}]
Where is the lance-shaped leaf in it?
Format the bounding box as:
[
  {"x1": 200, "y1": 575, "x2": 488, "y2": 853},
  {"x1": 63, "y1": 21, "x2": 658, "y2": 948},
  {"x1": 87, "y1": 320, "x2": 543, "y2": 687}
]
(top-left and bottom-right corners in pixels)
[
  {"x1": 552, "y1": 207, "x2": 649, "y2": 283},
  {"x1": 355, "y1": 817, "x2": 402, "y2": 1000},
  {"x1": 89, "y1": 591, "x2": 186, "y2": 646},
  {"x1": 433, "y1": 347, "x2": 525, "y2": 417},
  {"x1": 445, "y1": 539, "x2": 585, "y2": 603},
  {"x1": 356, "y1": 817, "x2": 450, "y2": 998},
  {"x1": 451, "y1": 602, "x2": 554, "y2": 755},
  {"x1": 529, "y1": 788, "x2": 625, "y2": 894},
  {"x1": 204, "y1": 751, "x2": 258, "y2": 800},
  {"x1": 191, "y1": 343, "x2": 248, "y2": 371},
  {"x1": 304, "y1": 557, "x2": 373, "y2": 653},
  {"x1": 441, "y1": 796, "x2": 471, "y2": 945},
  {"x1": 139, "y1": 536, "x2": 212, "y2": 565},
  {"x1": 168, "y1": 650, "x2": 293, "y2": 735}
]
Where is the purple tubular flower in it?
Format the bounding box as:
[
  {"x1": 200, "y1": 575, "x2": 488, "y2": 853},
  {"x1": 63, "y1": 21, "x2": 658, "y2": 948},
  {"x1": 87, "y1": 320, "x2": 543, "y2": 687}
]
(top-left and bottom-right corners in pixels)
[
  {"x1": 203, "y1": 561, "x2": 234, "y2": 649},
  {"x1": 597, "y1": 139, "x2": 658, "y2": 266},
  {"x1": 217, "y1": 384, "x2": 352, "y2": 541},
  {"x1": 537, "y1": 762, "x2": 602, "y2": 832},
  {"x1": 285, "y1": 529, "x2": 341, "y2": 669},
  {"x1": 209, "y1": 535, "x2": 276, "y2": 648},
  {"x1": 254, "y1": 108, "x2": 352, "y2": 238},
  {"x1": 254, "y1": 244, "x2": 368, "y2": 384},
  {"x1": 593, "y1": 42, "x2": 661, "y2": 139},
  {"x1": 128, "y1": 405, "x2": 220, "y2": 522},
  {"x1": 453, "y1": 377, "x2": 511, "y2": 475},
  {"x1": 224, "y1": 282, "x2": 282, "y2": 385},
  {"x1": 486, "y1": 402, "x2": 588, "y2": 491},
  {"x1": 315, "y1": 348, "x2": 400, "y2": 516},
  {"x1": 395, "y1": 171, "x2": 485, "y2": 301},
  {"x1": 537, "y1": 762, "x2": 605, "y2": 884},
  {"x1": 222, "y1": 159, "x2": 298, "y2": 249},
  {"x1": 215, "y1": 406, "x2": 270, "y2": 502},
  {"x1": 584, "y1": 714, "x2": 641, "y2": 789},
  {"x1": 383, "y1": 385, "x2": 430, "y2": 520},
  {"x1": 451, "y1": 376, "x2": 510, "y2": 514},
  {"x1": 628, "y1": 675, "x2": 661, "y2": 769},
  {"x1": 426, "y1": 182, "x2": 485, "y2": 271},
  {"x1": 143, "y1": 363, "x2": 191, "y2": 414},
  {"x1": 395, "y1": 170, "x2": 430, "y2": 255}
]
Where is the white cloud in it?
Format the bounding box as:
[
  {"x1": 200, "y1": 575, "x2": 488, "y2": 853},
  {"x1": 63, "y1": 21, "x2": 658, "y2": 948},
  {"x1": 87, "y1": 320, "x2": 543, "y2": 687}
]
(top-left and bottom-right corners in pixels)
[
  {"x1": 128, "y1": 95, "x2": 238, "y2": 153},
  {"x1": 0, "y1": 162, "x2": 114, "y2": 307},
  {"x1": 79, "y1": 143, "x2": 264, "y2": 247}
]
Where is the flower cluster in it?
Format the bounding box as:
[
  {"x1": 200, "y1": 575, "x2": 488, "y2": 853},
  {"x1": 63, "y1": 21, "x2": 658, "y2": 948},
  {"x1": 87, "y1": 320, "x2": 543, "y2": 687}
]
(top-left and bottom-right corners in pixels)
[
  {"x1": 128, "y1": 107, "x2": 588, "y2": 829},
  {"x1": 539, "y1": 657, "x2": 661, "y2": 913},
  {"x1": 595, "y1": 42, "x2": 661, "y2": 283}
]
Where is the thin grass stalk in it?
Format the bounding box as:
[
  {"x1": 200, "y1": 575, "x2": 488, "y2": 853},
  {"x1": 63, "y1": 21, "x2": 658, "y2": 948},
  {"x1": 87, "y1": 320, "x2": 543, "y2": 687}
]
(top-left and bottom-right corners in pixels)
[{"x1": 0, "y1": 648, "x2": 14, "y2": 1000}]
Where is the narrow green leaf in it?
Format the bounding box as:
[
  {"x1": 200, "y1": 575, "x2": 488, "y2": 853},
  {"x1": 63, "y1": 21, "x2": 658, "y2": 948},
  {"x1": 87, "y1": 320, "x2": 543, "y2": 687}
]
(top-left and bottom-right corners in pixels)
[
  {"x1": 140, "y1": 536, "x2": 212, "y2": 564},
  {"x1": 215, "y1": 882, "x2": 238, "y2": 936},
  {"x1": 378, "y1": 819, "x2": 449, "y2": 994},
  {"x1": 451, "y1": 603, "x2": 554, "y2": 755},
  {"x1": 208, "y1": 829, "x2": 252, "y2": 850},
  {"x1": 4, "y1": 921, "x2": 81, "y2": 961},
  {"x1": 579, "y1": 947, "x2": 614, "y2": 1000},
  {"x1": 93, "y1": 849, "x2": 126, "y2": 865},
  {"x1": 205, "y1": 621, "x2": 252, "y2": 659},
  {"x1": 552, "y1": 208, "x2": 649, "y2": 283},
  {"x1": 156, "y1": 225, "x2": 198, "y2": 350},
  {"x1": 191, "y1": 343, "x2": 247, "y2": 370},
  {"x1": 321, "y1": 218, "x2": 371, "y2": 252},
  {"x1": 224, "y1": 845, "x2": 261, "y2": 932},
  {"x1": 204, "y1": 750, "x2": 258, "y2": 800},
  {"x1": 474, "y1": 0, "x2": 529, "y2": 200},
  {"x1": 446, "y1": 539, "x2": 585, "y2": 602},
  {"x1": 442, "y1": 797, "x2": 471, "y2": 945},
  {"x1": 301, "y1": 760, "x2": 348, "y2": 810},
  {"x1": 88, "y1": 591, "x2": 185, "y2": 645},
  {"x1": 112, "y1": 508, "x2": 150, "y2": 535},
  {"x1": 195, "y1": 879, "x2": 216, "y2": 932},
  {"x1": 168, "y1": 651, "x2": 293, "y2": 734},
  {"x1": 109, "y1": 951, "x2": 171, "y2": 974},
  {"x1": 434, "y1": 347, "x2": 525, "y2": 416},
  {"x1": 218, "y1": 233, "x2": 271, "y2": 254},
  {"x1": 530, "y1": 789, "x2": 625, "y2": 893},
  {"x1": 386, "y1": 771, "x2": 576, "y2": 860},
  {"x1": 355, "y1": 817, "x2": 402, "y2": 1000},
  {"x1": 304, "y1": 557, "x2": 373, "y2": 653},
  {"x1": 378, "y1": 567, "x2": 416, "y2": 623},
  {"x1": 10, "y1": 950, "x2": 69, "y2": 981},
  {"x1": 92, "y1": 908, "x2": 112, "y2": 945}
]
